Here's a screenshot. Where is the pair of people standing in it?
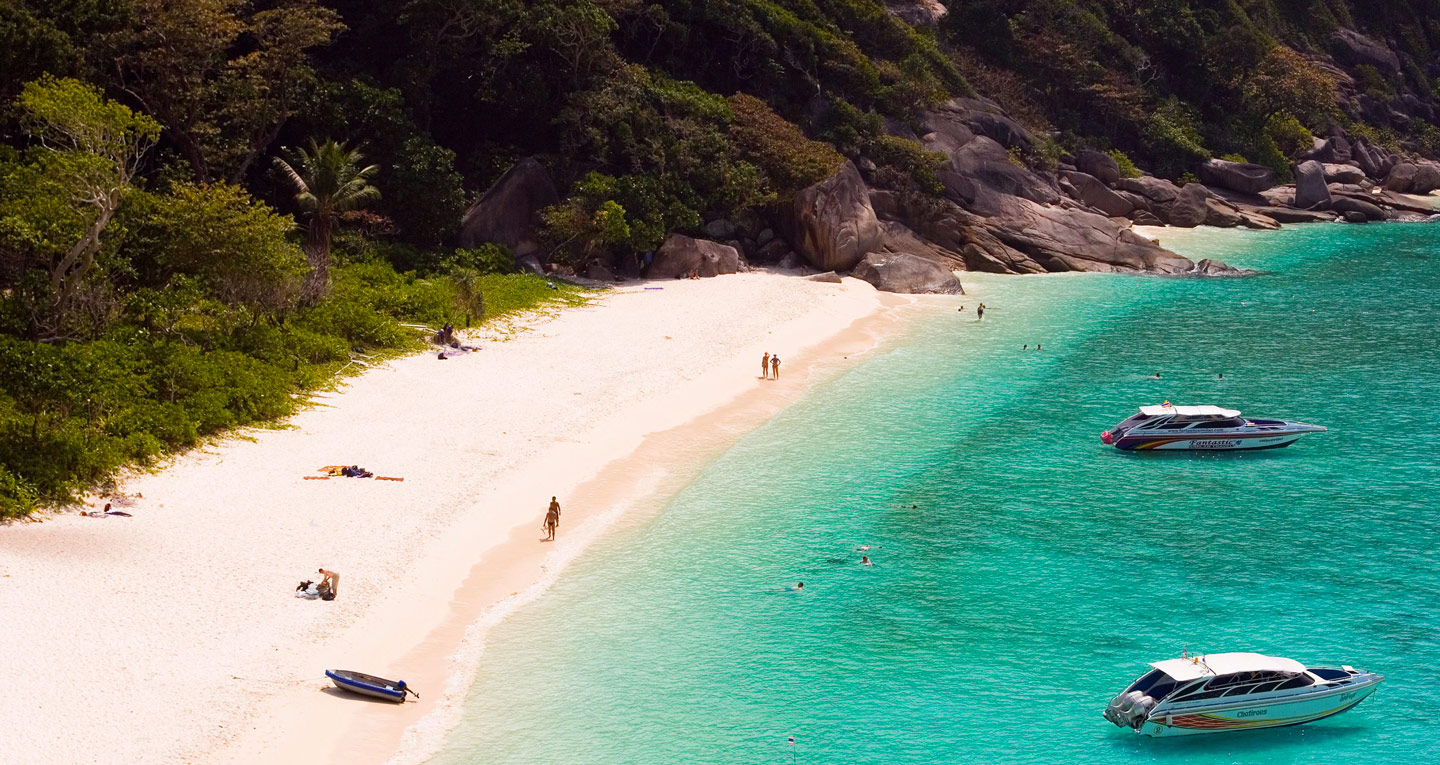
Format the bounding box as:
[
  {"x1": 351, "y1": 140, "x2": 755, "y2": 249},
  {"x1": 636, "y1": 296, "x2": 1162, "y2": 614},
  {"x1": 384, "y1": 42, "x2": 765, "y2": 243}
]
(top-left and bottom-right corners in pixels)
[
  {"x1": 760, "y1": 352, "x2": 782, "y2": 380},
  {"x1": 542, "y1": 496, "x2": 562, "y2": 540}
]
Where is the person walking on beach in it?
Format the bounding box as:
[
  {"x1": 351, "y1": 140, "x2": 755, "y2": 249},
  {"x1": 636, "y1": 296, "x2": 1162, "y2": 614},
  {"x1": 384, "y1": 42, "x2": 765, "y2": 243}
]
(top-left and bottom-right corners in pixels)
[
  {"x1": 317, "y1": 568, "x2": 340, "y2": 600},
  {"x1": 977, "y1": 303, "x2": 986, "y2": 321},
  {"x1": 771, "y1": 355, "x2": 781, "y2": 380},
  {"x1": 542, "y1": 497, "x2": 561, "y2": 541},
  {"x1": 762, "y1": 352, "x2": 771, "y2": 380}
]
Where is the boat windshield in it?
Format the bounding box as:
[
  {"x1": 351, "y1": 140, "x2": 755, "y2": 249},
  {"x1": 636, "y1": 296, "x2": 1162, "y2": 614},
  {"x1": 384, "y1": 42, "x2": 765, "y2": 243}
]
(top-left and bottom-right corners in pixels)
[
  {"x1": 1170, "y1": 671, "x2": 1312, "y2": 701},
  {"x1": 1125, "y1": 669, "x2": 1190, "y2": 701}
]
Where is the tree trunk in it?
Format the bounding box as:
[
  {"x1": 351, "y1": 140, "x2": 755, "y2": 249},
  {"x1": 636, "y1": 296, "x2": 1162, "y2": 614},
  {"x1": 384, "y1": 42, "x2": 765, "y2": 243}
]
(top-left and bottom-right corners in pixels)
[{"x1": 299, "y1": 219, "x2": 333, "y2": 306}]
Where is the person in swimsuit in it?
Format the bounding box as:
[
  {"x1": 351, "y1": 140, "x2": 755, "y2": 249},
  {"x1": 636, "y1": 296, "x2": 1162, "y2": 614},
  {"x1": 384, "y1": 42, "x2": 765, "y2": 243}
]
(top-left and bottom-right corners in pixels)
[
  {"x1": 771, "y1": 355, "x2": 781, "y2": 380},
  {"x1": 318, "y1": 568, "x2": 340, "y2": 600},
  {"x1": 762, "y1": 352, "x2": 771, "y2": 380},
  {"x1": 542, "y1": 497, "x2": 561, "y2": 540},
  {"x1": 977, "y1": 303, "x2": 985, "y2": 320}
]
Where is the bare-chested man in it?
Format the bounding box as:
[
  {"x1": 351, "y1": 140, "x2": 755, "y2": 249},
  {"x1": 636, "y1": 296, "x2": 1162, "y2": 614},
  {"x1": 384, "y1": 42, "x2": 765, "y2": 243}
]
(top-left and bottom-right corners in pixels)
[{"x1": 317, "y1": 568, "x2": 340, "y2": 600}]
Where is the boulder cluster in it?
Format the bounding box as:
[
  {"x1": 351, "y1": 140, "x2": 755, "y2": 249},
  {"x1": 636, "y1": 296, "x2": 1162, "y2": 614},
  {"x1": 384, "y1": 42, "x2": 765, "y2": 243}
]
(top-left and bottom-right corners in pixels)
[{"x1": 458, "y1": 104, "x2": 1439, "y2": 293}]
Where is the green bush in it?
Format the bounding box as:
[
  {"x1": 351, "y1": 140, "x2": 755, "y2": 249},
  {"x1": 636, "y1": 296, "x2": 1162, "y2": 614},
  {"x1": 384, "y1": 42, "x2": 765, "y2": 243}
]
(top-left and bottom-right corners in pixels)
[{"x1": 1106, "y1": 149, "x2": 1141, "y2": 178}]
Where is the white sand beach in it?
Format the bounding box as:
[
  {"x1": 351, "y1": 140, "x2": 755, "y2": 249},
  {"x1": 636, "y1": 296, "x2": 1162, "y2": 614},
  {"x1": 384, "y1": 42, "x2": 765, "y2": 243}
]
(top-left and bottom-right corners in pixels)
[{"x1": 0, "y1": 273, "x2": 929, "y2": 764}]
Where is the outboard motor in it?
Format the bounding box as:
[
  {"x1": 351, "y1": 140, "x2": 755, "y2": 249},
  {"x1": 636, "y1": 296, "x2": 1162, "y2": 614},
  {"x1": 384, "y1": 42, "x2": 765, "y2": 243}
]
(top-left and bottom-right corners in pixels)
[{"x1": 1103, "y1": 691, "x2": 1155, "y2": 729}]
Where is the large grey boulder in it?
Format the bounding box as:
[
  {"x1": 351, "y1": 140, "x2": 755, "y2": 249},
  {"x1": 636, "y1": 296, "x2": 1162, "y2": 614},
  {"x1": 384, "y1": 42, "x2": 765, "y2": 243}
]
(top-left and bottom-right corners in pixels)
[
  {"x1": 883, "y1": 0, "x2": 948, "y2": 26},
  {"x1": 937, "y1": 136, "x2": 1059, "y2": 211},
  {"x1": 851, "y1": 252, "x2": 963, "y2": 294},
  {"x1": 1322, "y1": 163, "x2": 1367, "y2": 184},
  {"x1": 1060, "y1": 170, "x2": 1134, "y2": 217},
  {"x1": 1168, "y1": 183, "x2": 1211, "y2": 228},
  {"x1": 458, "y1": 157, "x2": 559, "y2": 258},
  {"x1": 1332, "y1": 29, "x2": 1400, "y2": 75},
  {"x1": 1329, "y1": 196, "x2": 1386, "y2": 221},
  {"x1": 1197, "y1": 159, "x2": 1277, "y2": 195},
  {"x1": 1292, "y1": 161, "x2": 1332, "y2": 210},
  {"x1": 926, "y1": 97, "x2": 1033, "y2": 151},
  {"x1": 1075, "y1": 150, "x2": 1121, "y2": 185},
  {"x1": 788, "y1": 161, "x2": 882, "y2": 272},
  {"x1": 971, "y1": 194, "x2": 1195, "y2": 273},
  {"x1": 647, "y1": 234, "x2": 740, "y2": 278},
  {"x1": 878, "y1": 220, "x2": 965, "y2": 270},
  {"x1": 1250, "y1": 206, "x2": 1336, "y2": 224},
  {"x1": 1383, "y1": 162, "x2": 1440, "y2": 194},
  {"x1": 1115, "y1": 175, "x2": 1181, "y2": 204},
  {"x1": 1305, "y1": 135, "x2": 1352, "y2": 164}
]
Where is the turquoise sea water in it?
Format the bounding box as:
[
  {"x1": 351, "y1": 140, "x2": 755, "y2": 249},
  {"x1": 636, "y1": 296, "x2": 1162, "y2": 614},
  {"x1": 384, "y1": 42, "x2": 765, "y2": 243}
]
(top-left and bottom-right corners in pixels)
[{"x1": 435, "y1": 223, "x2": 1440, "y2": 764}]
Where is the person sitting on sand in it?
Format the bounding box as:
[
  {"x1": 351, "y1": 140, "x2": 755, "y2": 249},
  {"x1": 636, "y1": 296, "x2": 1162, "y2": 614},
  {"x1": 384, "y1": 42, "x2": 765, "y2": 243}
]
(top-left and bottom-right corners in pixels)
[
  {"x1": 318, "y1": 568, "x2": 340, "y2": 601},
  {"x1": 762, "y1": 352, "x2": 771, "y2": 380},
  {"x1": 771, "y1": 355, "x2": 781, "y2": 380}
]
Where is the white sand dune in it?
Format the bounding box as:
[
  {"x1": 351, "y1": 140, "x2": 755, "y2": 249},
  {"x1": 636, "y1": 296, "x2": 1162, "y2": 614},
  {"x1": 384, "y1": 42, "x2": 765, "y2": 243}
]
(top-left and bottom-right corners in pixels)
[{"x1": 0, "y1": 273, "x2": 920, "y2": 764}]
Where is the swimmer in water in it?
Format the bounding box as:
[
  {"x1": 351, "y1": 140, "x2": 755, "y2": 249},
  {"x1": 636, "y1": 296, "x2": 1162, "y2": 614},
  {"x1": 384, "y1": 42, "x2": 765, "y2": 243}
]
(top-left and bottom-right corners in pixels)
[
  {"x1": 1022, "y1": 344, "x2": 1027, "y2": 350},
  {"x1": 1154, "y1": 372, "x2": 1162, "y2": 379},
  {"x1": 1218, "y1": 372, "x2": 1224, "y2": 379},
  {"x1": 793, "y1": 582, "x2": 804, "y2": 592},
  {"x1": 856, "y1": 545, "x2": 871, "y2": 552},
  {"x1": 861, "y1": 556, "x2": 873, "y2": 566}
]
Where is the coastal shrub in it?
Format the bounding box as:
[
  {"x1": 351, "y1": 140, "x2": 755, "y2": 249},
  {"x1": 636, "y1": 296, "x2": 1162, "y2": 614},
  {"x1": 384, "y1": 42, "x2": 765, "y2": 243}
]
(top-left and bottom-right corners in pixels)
[
  {"x1": 1106, "y1": 150, "x2": 1141, "y2": 178},
  {"x1": 1265, "y1": 113, "x2": 1316, "y2": 158},
  {"x1": 446, "y1": 245, "x2": 518, "y2": 276}
]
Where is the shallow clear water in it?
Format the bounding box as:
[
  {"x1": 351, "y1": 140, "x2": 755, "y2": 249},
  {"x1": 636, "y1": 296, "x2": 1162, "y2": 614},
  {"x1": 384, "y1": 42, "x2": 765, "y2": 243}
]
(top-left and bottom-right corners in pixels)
[{"x1": 435, "y1": 223, "x2": 1440, "y2": 764}]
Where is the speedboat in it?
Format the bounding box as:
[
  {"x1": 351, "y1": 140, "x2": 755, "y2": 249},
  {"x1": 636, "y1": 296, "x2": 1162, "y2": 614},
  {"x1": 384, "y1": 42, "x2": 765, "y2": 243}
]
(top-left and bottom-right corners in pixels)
[
  {"x1": 1101, "y1": 405, "x2": 1326, "y2": 451},
  {"x1": 325, "y1": 669, "x2": 418, "y2": 702},
  {"x1": 1104, "y1": 652, "x2": 1382, "y2": 736}
]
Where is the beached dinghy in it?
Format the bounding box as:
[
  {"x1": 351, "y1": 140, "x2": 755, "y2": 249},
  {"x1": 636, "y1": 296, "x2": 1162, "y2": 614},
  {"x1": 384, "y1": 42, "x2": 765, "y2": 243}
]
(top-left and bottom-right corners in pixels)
[{"x1": 325, "y1": 669, "x2": 417, "y2": 702}]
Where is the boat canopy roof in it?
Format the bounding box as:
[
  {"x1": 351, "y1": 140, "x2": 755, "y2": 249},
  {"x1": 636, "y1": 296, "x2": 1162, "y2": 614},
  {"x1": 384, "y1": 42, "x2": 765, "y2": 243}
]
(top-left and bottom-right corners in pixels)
[
  {"x1": 1138, "y1": 405, "x2": 1241, "y2": 418},
  {"x1": 1150, "y1": 652, "x2": 1305, "y2": 681}
]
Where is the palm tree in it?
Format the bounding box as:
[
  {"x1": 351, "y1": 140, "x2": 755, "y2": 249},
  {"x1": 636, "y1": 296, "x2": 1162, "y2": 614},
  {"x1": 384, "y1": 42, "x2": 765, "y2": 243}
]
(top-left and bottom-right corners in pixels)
[{"x1": 274, "y1": 139, "x2": 380, "y2": 304}]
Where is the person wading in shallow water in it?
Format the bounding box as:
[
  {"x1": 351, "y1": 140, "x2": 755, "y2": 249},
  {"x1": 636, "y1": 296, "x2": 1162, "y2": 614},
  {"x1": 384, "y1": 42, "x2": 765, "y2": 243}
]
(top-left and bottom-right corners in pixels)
[
  {"x1": 761, "y1": 352, "x2": 771, "y2": 380},
  {"x1": 977, "y1": 303, "x2": 986, "y2": 321},
  {"x1": 542, "y1": 497, "x2": 561, "y2": 540}
]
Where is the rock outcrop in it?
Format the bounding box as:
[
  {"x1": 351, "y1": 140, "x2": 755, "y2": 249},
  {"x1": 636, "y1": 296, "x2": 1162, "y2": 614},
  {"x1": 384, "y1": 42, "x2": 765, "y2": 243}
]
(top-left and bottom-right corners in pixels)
[
  {"x1": 883, "y1": 0, "x2": 947, "y2": 26},
  {"x1": 1197, "y1": 159, "x2": 1277, "y2": 195},
  {"x1": 788, "y1": 161, "x2": 882, "y2": 272},
  {"x1": 1115, "y1": 176, "x2": 1180, "y2": 204},
  {"x1": 1167, "y1": 183, "x2": 1211, "y2": 228},
  {"x1": 1322, "y1": 163, "x2": 1367, "y2": 185},
  {"x1": 458, "y1": 157, "x2": 559, "y2": 259},
  {"x1": 1060, "y1": 170, "x2": 1133, "y2": 217},
  {"x1": 1383, "y1": 162, "x2": 1440, "y2": 194},
  {"x1": 1331, "y1": 29, "x2": 1400, "y2": 76},
  {"x1": 647, "y1": 234, "x2": 740, "y2": 279},
  {"x1": 1075, "y1": 150, "x2": 1121, "y2": 185},
  {"x1": 851, "y1": 252, "x2": 963, "y2": 294},
  {"x1": 1292, "y1": 161, "x2": 1332, "y2": 210}
]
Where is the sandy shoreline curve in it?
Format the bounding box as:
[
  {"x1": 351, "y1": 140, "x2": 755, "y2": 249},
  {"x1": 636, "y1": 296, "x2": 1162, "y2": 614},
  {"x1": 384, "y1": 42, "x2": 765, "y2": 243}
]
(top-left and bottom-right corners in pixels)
[{"x1": 0, "y1": 272, "x2": 942, "y2": 764}]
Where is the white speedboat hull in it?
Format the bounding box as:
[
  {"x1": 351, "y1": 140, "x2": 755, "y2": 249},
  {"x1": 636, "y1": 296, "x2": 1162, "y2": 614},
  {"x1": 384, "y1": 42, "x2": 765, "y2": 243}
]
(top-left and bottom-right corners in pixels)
[
  {"x1": 1139, "y1": 682, "x2": 1380, "y2": 736},
  {"x1": 1118, "y1": 432, "x2": 1309, "y2": 451}
]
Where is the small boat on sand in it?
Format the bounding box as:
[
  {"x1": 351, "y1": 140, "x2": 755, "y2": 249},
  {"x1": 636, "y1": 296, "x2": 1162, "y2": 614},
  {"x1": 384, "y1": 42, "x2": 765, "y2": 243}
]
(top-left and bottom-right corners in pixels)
[
  {"x1": 325, "y1": 669, "x2": 417, "y2": 702},
  {"x1": 1101, "y1": 405, "x2": 1326, "y2": 451},
  {"x1": 1104, "y1": 652, "x2": 1381, "y2": 736}
]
